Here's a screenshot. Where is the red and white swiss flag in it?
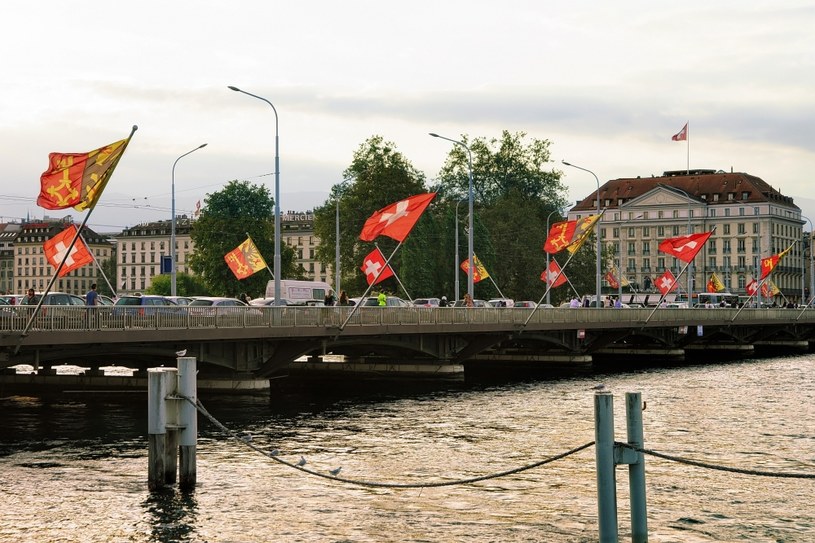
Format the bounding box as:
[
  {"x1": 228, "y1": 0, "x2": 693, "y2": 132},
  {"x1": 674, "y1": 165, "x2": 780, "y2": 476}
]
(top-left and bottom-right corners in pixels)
[
  {"x1": 43, "y1": 224, "x2": 93, "y2": 277},
  {"x1": 746, "y1": 279, "x2": 759, "y2": 296},
  {"x1": 658, "y1": 231, "x2": 712, "y2": 263},
  {"x1": 671, "y1": 122, "x2": 688, "y2": 141},
  {"x1": 359, "y1": 193, "x2": 436, "y2": 242},
  {"x1": 656, "y1": 269, "x2": 678, "y2": 295},
  {"x1": 360, "y1": 247, "x2": 394, "y2": 286},
  {"x1": 540, "y1": 259, "x2": 567, "y2": 288}
]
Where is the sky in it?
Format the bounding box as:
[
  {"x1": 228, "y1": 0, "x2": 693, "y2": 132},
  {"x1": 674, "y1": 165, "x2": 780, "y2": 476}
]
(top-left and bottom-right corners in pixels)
[{"x1": 2, "y1": 1, "x2": 814, "y2": 233}]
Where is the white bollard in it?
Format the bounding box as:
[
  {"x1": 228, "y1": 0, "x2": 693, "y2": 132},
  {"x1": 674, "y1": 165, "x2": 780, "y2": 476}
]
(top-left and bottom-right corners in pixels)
[
  {"x1": 177, "y1": 357, "x2": 198, "y2": 490},
  {"x1": 594, "y1": 391, "x2": 618, "y2": 542}
]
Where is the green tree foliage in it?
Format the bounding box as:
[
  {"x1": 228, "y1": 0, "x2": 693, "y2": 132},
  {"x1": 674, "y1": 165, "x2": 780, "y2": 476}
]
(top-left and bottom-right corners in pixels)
[
  {"x1": 312, "y1": 136, "x2": 430, "y2": 297},
  {"x1": 188, "y1": 180, "x2": 296, "y2": 298},
  {"x1": 146, "y1": 272, "x2": 209, "y2": 296},
  {"x1": 96, "y1": 257, "x2": 116, "y2": 297},
  {"x1": 433, "y1": 131, "x2": 574, "y2": 301}
]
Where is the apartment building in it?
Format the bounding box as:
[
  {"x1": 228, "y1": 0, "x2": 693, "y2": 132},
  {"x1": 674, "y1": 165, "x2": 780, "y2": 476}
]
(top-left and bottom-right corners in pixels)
[
  {"x1": 13, "y1": 218, "x2": 112, "y2": 296},
  {"x1": 116, "y1": 217, "x2": 193, "y2": 295},
  {"x1": 0, "y1": 223, "x2": 21, "y2": 294},
  {"x1": 569, "y1": 169, "x2": 805, "y2": 299},
  {"x1": 281, "y1": 210, "x2": 330, "y2": 284}
]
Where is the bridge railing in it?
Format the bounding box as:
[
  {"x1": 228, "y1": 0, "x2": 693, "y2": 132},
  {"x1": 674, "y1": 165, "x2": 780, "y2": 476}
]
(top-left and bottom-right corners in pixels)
[{"x1": 2, "y1": 305, "x2": 815, "y2": 333}]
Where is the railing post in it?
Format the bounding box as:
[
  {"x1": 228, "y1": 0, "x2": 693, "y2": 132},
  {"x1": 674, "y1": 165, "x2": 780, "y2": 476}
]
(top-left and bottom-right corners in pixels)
[
  {"x1": 626, "y1": 392, "x2": 648, "y2": 542},
  {"x1": 594, "y1": 390, "x2": 618, "y2": 542},
  {"x1": 177, "y1": 356, "x2": 198, "y2": 491}
]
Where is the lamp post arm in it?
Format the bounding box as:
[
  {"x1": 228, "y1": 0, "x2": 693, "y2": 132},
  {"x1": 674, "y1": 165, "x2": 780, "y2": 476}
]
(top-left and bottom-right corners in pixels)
[
  {"x1": 171, "y1": 143, "x2": 207, "y2": 297},
  {"x1": 562, "y1": 160, "x2": 602, "y2": 307}
]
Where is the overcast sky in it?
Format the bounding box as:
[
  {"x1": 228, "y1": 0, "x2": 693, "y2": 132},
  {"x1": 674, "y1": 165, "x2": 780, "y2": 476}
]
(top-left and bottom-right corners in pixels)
[{"x1": 2, "y1": 1, "x2": 813, "y2": 232}]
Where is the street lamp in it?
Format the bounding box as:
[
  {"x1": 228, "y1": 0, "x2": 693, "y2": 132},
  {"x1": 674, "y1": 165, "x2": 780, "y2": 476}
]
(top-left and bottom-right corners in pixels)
[
  {"x1": 670, "y1": 186, "x2": 694, "y2": 301},
  {"x1": 228, "y1": 86, "x2": 282, "y2": 305},
  {"x1": 802, "y1": 215, "x2": 814, "y2": 304},
  {"x1": 334, "y1": 176, "x2": 354, "y2": 297},
  {"x1": 171, "y1": 143, "x2": 207, "y2": 297},
  {"x1": 454, "y1": 197, "x2": 467, "y2": 302},
  {"x1": 562, "y1": 161, "x2": 602, "y2": 308},
  {"x1": 430, "y1": 133, "x2": 474, "y2": 299},
  {"x1": 545, "y1": 208, "x2": 562, "y2": 306}
]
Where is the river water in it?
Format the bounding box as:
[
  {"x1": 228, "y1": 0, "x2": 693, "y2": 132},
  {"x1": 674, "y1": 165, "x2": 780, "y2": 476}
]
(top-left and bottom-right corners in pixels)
[{"x1": 1, "y1": 354, "x2": 813, "y2": 542}]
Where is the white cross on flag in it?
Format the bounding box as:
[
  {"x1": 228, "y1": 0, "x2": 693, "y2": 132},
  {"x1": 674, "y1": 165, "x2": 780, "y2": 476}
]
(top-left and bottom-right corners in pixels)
[
  {"x1": 43, "y1": 224, "x2": 93, "y2": 277},
  {"x1": 360, "y1": 247, "x2": 394, "y2": 286},
  {"x1": 359, "y1": 193, "x2": 436, "y2": 242},
  {"x1": 656, "y1": 269, "x2": 678, "y2": 295}
]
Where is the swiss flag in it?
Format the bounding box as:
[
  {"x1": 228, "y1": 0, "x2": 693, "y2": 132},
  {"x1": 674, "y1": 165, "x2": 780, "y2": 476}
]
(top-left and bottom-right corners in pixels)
[
  {"x1": 359, "y1": 193, "x2": 436, "y2": 242},
  {"x1": 656, "y1": 269, "x2": 678, "y2": 295},
  {"x1": 746, "y1": 279, "x2": 758, "y2": 296},
  {"x1": 43, "y1": 224, "x2": 94, "y2": 277},
  {"x1": 541, "y1": 259, "x2": 567, "y2": 288},
  {"x1": 672, "y1": 123, "x2": 688, "y2": 141},
  {"x1": 658, "y1": 231, "x2": 712, "y2": 263},
  {"x1": 360, "y1": 247, "x2": 394, "y2": 286}
]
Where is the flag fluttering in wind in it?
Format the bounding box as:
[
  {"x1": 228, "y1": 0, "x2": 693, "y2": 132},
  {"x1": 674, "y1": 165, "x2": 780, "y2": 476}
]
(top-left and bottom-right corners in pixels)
[
  {"x1": 43, "y1": 224, "x2": 93, "y2": 277},
  {"x1": 460, "y1": 254, "x2": 490, "y2": 283},
  {"x1": 656, "y1": 269, "x2": 678, "y2": 295},
  {"x1": 746, "y1": 279, "x2": 759, "y2": 296},
  {"x1": 605, "y1": 270, "x2": 620, "y2": 290},
  {"x1": 224, "y1": 237, "x2": 268, "y2": 280},
  {"x1": 38, "y1": 138, "x2": 131, "y2": 211},
  {"x1": 359, "y1": 193, "x2": 436, "y2": 242},
  {"x1": 706, "y1": 272, "x2": 725, "y2": 293},
  {"x1": 541, "y1": 260, "x2": 567, "y2": 288},
  {"x1": 658, "y1": 231, "x2": 712, "y2": 263},
  {"x1": 761, "y1": 279, "x2": 781, "y2": 298},
  {"x1": 672, "y1": 123, "x2": 688, "y2": 141},
  {"x1": 360, "y1": 247, "x2": 394, "y2": 286},
  {"x1": 760, "y1": 243, "x2": 794, "y2": 279},
  {"x1": 544, "y1": 214, "x2": 601, "y2": 254}
]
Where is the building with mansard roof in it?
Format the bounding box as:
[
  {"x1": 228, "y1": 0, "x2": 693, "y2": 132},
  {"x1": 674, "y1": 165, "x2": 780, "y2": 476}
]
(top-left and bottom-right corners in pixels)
[
  {"x1": 0, "y1": 223, "x2": 22, "y2": 294},
  {"x1": 568, "y1": 169, "x2": 808, "y2": 302},
  {"x1": 13, "y1": 218, "x2": 113, "y2": 296}
]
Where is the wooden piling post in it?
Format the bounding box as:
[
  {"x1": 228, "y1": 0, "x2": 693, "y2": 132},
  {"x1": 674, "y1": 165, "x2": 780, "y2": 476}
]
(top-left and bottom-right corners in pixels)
[{"x1": 177, "y1": 357, "x2": 198, "y2": 490}]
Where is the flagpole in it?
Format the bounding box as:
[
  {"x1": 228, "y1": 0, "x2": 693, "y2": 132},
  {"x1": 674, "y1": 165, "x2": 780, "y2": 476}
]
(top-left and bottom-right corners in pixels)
[
  {"x1": 487, "y1": 275, "x2": 507, "y2": 300},
  {"x1": 82, "y1": 232, "x2": 116, "y2": 298},
  {"x1": 17, "y1": 125, "x2": 138, "y2": 343},
  {"x1": 731, "y1": 276, "x2": 770, "y2": 321},
  {"x1": 337, "y1": 242, "x2": 403, "y2": 334},
  {"x1": 375, "y1": 242, "x2": 412, "y2": 302},
  {"x1": 686, "y1": 121, "x2": 690, "y2": 174}
]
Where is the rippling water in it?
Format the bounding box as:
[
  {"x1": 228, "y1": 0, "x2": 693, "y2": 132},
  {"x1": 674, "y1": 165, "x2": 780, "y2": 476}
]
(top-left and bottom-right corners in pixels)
[{"x1": 1, "y1": 355, "x2": 813, "y2": 542}]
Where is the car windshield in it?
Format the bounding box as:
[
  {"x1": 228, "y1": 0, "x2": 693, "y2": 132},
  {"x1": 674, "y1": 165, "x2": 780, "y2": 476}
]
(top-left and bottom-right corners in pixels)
[
  {"x1": 116, "y1": 298, "x2": 142, "y2": 306},
  {"x1": 189, "y1": 300, "x2": 214, "y2": 306}
]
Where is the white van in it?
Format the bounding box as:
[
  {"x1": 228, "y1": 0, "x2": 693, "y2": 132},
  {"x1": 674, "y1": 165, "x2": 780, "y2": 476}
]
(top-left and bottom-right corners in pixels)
[{"x1": 265, "y1": 280, "x2": 332, "y2": 303}]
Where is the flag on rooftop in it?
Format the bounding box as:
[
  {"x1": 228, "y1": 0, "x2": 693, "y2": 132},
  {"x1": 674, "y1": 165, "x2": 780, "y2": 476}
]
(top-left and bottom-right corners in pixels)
[
  {"x1": 672, "y1": 122, "x2": 688, "y2": 141},
  {"x1": 359, "y1": 192, "x2": 436, "y2": 242}
]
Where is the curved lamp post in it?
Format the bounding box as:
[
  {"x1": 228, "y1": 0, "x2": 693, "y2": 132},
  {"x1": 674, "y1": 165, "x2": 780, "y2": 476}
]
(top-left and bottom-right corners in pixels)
[
  {"x1": 430, "y1": 133, "x2": 474, "y2": 299},
  {"x1": 171, "y1": 143, "x2": 207, "y2": 296},
  {"x1": 545, "y1": 208, "x2": 562, "y2": 305},
  {"x1": 454, "y1": 197, "x2": 467, "y2": 302},
  {"x1": 562, "y1": 161, "x2": 602, "y2": 308},
  {"x1": 228, "y1": 86, "x2": 282, "y2": 305},
  {"x1": 334, "y1": 176, "x2": 354, "y2": 296}
]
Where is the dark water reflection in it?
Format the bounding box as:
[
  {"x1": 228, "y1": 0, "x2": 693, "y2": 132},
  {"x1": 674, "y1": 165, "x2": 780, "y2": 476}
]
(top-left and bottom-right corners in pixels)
[{"x1": 1, "y1": 355, "x2": 813, "y2": 542}]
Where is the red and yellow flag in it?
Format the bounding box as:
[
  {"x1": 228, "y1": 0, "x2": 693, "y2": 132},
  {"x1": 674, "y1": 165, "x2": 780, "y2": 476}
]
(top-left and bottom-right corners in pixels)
[
  {"x1": 706, "y1": 272, "x2": 725, "y2": 293},
  {"x1": 544, "y1": 214, "x2": 601, "y2": 254},
  {"x1": 43, "y1": 224, "x2": 93, "y2": 277},
  {"x1": 38, "y1": 138, "x2": 130, "y2": 211},
  {"x1": 460, "y1": 254, "x2": 490, "y2": 283},
  {"x1": 760, "y1": 243, "x2": 794, "y2": 279},
  {"x1": 224, "y1": 237, "x2": 267, "y2": 280}
]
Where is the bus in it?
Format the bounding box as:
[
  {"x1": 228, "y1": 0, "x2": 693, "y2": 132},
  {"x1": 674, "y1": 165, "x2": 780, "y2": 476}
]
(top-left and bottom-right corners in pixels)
[{"x1": 694, "y1": 292, "x2": 739, "y2": 308}]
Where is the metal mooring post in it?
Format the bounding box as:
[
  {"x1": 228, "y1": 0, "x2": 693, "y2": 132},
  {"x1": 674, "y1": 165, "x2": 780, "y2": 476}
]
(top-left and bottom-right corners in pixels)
[
  {"x1": 177, "y1": 357, "x2": 198, "y2": 490},
  {"x1": 625, "y1": 392, "x2": 648, "y2": 542},
  {"x1": 147, "y1": 368, "x2": 177, "y2": 490},
  {"x1": 594, "y1": 391, "x2": 618, "y2": 542}
]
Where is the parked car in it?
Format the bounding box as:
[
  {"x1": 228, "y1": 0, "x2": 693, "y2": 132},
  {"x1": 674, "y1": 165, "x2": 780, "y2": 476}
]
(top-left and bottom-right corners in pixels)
[
  {"x1": 113, "y1": 295, "x2": 181, "y2": 317},
  {"x1": 488, "y1": 298, "x2": 515, "y2": 308},
  {"x1": 189, "y1": 296, "x2": 260, "y2": 325},
  {"x1": 451, "y1": 299, "x2": 491, "y2": 308},
  {"x1": 353, "y1": 296, "x2": 411, "y2": 307},
  {"x1": 166, "y1": 296, "x2": 194, "y2": 306},
  {"x1": 412, "y1": 297, "x2": 441, "y2": 307}
]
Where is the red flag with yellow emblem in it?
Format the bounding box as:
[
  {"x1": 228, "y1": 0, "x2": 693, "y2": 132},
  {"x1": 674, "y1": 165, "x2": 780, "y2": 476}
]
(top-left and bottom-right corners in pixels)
[
  {"x1": 38, "y1": 137, "x2": 131, "y2": 211},
  {"x1": 543, "y1": 214, "x2": 601, "y2": 254},
  {"x1": 224, "y1": 237, "x2": 268, "y2": 280}
]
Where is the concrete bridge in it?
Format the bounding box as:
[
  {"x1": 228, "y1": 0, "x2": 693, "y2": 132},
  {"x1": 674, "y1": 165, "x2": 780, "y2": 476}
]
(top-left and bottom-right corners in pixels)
[{"x1": 2, "y1": 305, "x2": 814, "y2": 381}]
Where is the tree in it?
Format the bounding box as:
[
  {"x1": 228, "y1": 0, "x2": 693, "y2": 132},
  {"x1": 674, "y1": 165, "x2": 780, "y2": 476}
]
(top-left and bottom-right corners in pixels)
[
  {"x1": 96, "y1": 257, "x2": 116, "y2": 297},
  {"x1": 312, "y1": 136, "x2": 431, "y2": 297},
  {"x1": 146, "y1": 272, "x2": 209, "y2": 296},
  {"x1": 433, "y1": 131, "x2": 572, "y2": 301},
  {"x1": 188, "y1": 180, "x2": 296, "y2": 298}
]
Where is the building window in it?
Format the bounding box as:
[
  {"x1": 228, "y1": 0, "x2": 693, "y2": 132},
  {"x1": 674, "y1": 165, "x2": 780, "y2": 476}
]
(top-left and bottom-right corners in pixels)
[
  {"x1": 737, "y1": 239, "x2": 746, "y2": 253},
  {"x1": 709, "y1": 256, "x2": 716, "y2": 268},
  {"x1": 709, "y1": 209, "x2": 717, "y2": 217},
  {"x1": 713, "y1": 194, "x2": 720, "y2": 202},
  {"x1": 673, "y1": 226, "x2": 680, "y2": 236},
  {"x1": 724, "y1": 224, "x2": 731, "y2": 235},
  {"x1": 725, "y1": 208, "x2": 731, "y2": 217},
  {"x1": 728, "y1": 193, "x2": 735, "y2": 200},
  {"x1": 738, "y1": 223, "x2": 746, "y2": 234},
  {"x1": 657, "y1": 226, "x2": 665, "y2": 237},
  {"x1": 723, "y1": 240, "x2": 731, "y2": 253},
  {"x1": 628, "y1": 227, "x2": 635, "y2": 237},
  {"x1": 643, "y1": 227, "x2": 650, "y2": 237},
  {"x1": 753, "y1": 223, "x2": 759, "y2": 234},
  {"x1": 642, "y1": 241, "x2": 650, "y2": 255},
  {"x1": 739, "y1": 207, "x2": 745, "y2": 216},
  {"x1": 658, "y1": 210, "x2": 664, "y2": 219}
]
